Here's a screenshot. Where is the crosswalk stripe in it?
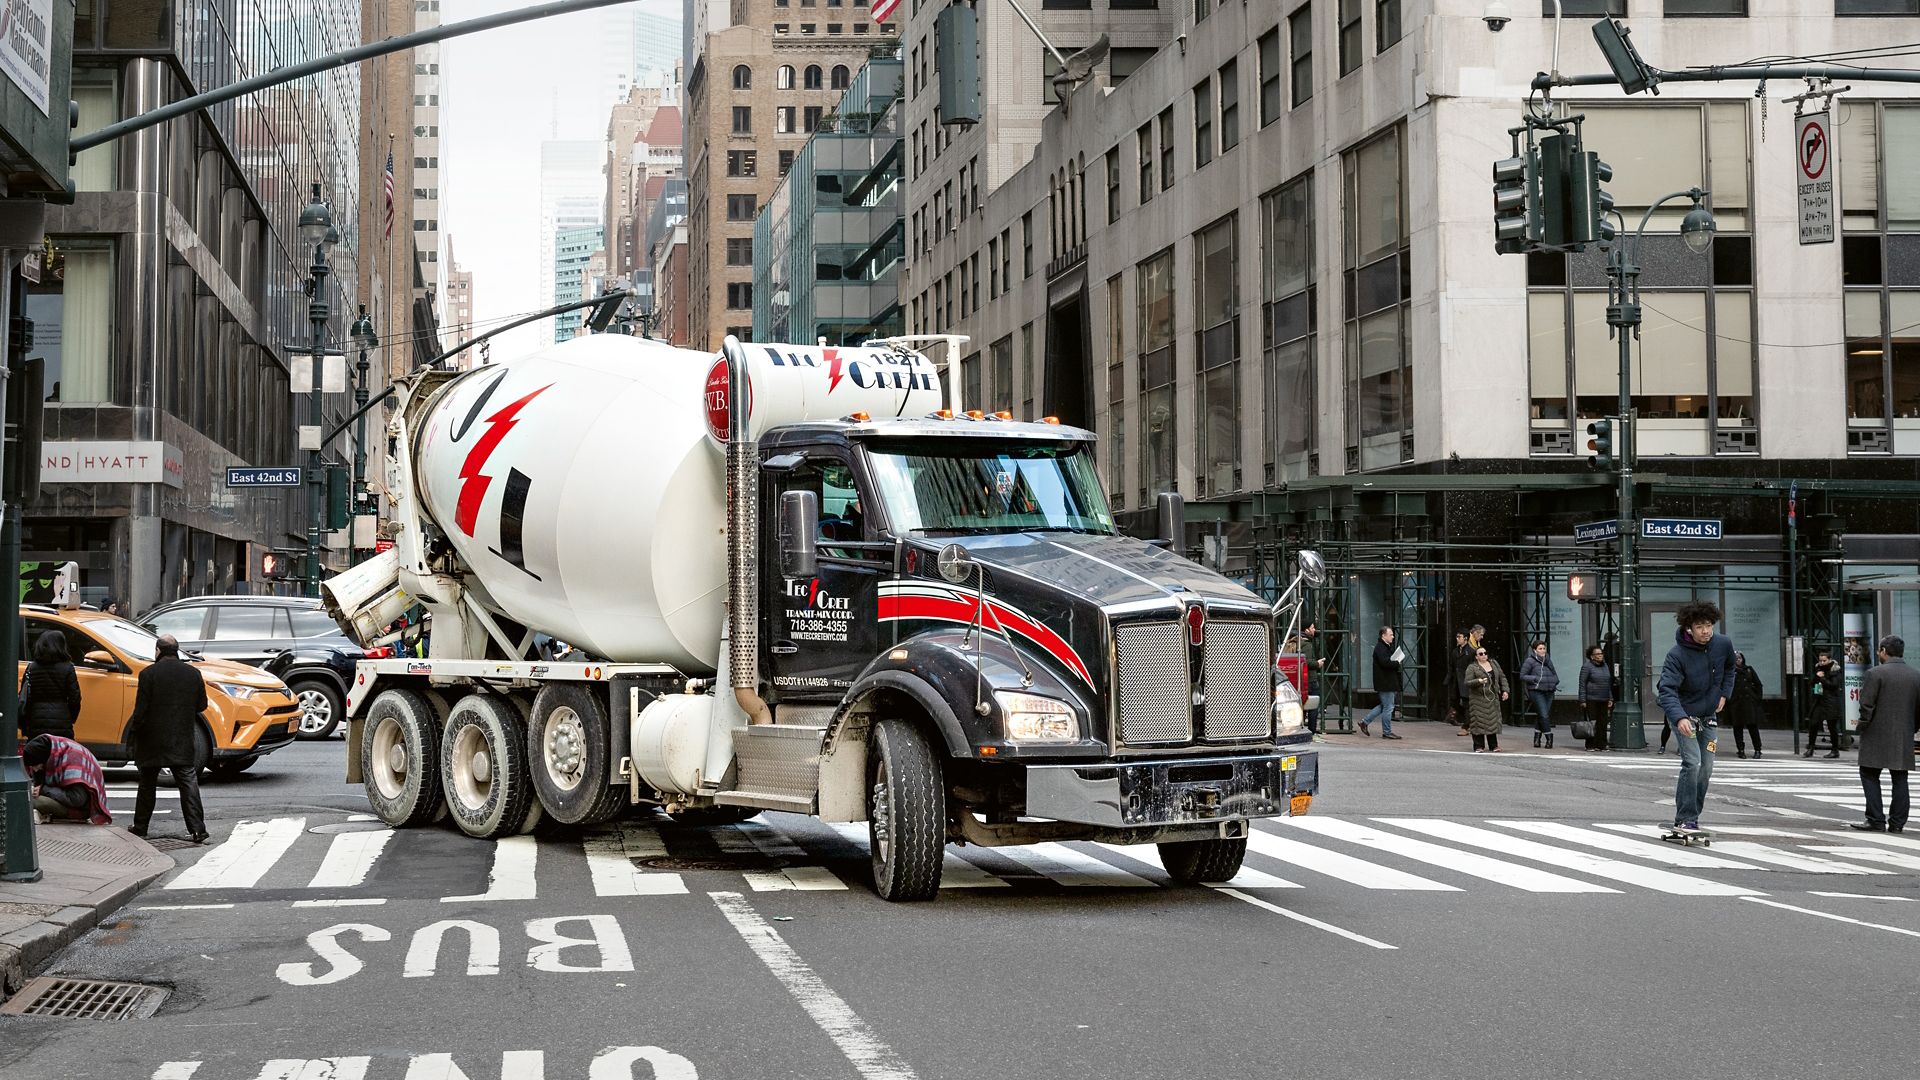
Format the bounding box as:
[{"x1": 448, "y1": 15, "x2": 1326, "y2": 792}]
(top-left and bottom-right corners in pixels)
[
  {"x1": 1688, "y1": 840, "x2": 1889, "y2": 875},
  {"x1": 1091, "y1": 842, "x2": 1302, "y2": 889},
  {"x1": 1378, "y1": 818, "x2": 1763, "y2": 896},
  {"x1": 1248, "y1": 825, "x2": 1460, "y2": 891},
  {"x1": 442, "y1": 835, "x2": 540, "y2": 902},
  {"x1": 106, "y1": 787, "x2": 179, "y2": 799},
  {"x1": 1281, "y1": 818, "x2": 1604, "y2": 893},
  {"x1": 1818, "y1": 829, "x2": 1920, "y2": 852},
  {"x1": 1488, "y1": 820, "x2": 1764, "y2": 870},
  {"x1": 582, "y1": 827, "x2": 688, "y2": 896},
  {"x1": 988, "y1": 842, "x2": 1157, "y2": 887},
  {"x1": 827, "y1": 821, "x2": 1007, "y2": 887},
  {"x1": 733, "y1": 822, "x2": 849, "y2": 891},
  {"x1": 166, "y1": 818, "x2": 305, "y2": 890},
  {"x1": 1809, "y1": 846, "x2": 1920, "y2": 871},
  {"x1": 306, "y1": 830, "x2": 395, "y2": 889}
]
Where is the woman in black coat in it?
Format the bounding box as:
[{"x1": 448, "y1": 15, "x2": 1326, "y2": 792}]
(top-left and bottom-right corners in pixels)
[
  {"x1": 1727, "y1": 651, "x2": 1765, "y2": 759},
  {"x1": 19, "y1": 630, "x2": 83, "y2": 741}
]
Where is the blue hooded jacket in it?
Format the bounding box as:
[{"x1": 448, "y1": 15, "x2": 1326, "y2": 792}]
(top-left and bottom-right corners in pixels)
[{"x1": 1656, "y1": 626, "x2": 1737, "y2": 723}]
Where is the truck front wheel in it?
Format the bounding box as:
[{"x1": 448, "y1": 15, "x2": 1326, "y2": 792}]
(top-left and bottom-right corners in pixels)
[
  {"x1": 867, "y1": 719, "x2": 945, "y2": 902},
  {"x1": 440, "y1": 694, "x2": 538, "y2": 839},
  {"x1": 528, "y1": 684, "x2": 624, "y2": 826},
  {"x1": 362, "y1": 689, "x2": 443, "y2": 828},
  {"x1": 1157, "y1": 837, "x2": 1248, "y2": 884}
]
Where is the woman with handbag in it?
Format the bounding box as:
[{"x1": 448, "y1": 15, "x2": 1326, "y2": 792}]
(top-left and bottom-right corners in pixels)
[
  {"x1": 1576, "y1": 644, "x2": 1613, "y2": 752},
  {"x1": 1464, "y1": 645, "x2": 1509, "y2": 753}
]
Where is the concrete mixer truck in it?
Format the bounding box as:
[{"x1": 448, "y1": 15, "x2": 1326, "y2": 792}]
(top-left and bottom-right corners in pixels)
[{"x1": 324, "y1": 332, "x2": 1319, "y2": 900}]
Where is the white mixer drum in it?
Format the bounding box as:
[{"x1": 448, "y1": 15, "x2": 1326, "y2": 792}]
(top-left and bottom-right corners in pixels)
[
  {"x1": 703, "y1": 342, "x2": 945, "y2": 443},
  {"x1": 414, "y1": 335, "x2": 726, "y2": 670}
]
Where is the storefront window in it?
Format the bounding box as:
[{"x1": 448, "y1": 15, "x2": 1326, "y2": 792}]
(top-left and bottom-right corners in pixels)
[{"x1": 26, "y1": 241, "x2": 115, "y2": 403}]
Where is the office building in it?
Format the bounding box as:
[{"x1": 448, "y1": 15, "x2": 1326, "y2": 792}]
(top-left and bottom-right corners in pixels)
[
  {"x1": 539, "y1": 140, "x2": 606, "y2": 312},
  {"x1": 555, "y1": 226, "x2": 606, "y2": 341},
  {"x1": 444, "y1": 240, "x2": 475, "y2": 361}
]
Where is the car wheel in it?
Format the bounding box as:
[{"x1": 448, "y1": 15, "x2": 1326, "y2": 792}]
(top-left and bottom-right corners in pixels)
[{"x1": 292, "y1": 679, "x2": 345, "y2": 740}]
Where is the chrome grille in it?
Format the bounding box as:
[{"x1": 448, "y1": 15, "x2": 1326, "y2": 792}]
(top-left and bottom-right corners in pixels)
[
  {"x1": 1203, "y1": 621, "x2": 1273, "y2": 740},
  {"x1": 1114, "y1": 621, "x2": 1191, "y2": 744}
]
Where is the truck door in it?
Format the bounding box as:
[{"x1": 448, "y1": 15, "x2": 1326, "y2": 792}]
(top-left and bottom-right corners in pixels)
[{"x1": 764, "y1": 454, "x2": 885, "y2": 702}]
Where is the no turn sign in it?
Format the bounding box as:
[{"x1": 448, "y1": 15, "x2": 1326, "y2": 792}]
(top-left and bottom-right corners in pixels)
[{"x1": 1797, "y1": 112, "x2": 1837, "y2": 245}]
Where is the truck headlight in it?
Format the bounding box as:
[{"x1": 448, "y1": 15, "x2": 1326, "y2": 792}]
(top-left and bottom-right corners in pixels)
[
  {"x1": 994, "y1": 691, "x2": 1078, "y2": 742},
  {"x1": 213, "y1": 681, "x2": 260, "y2": 700},
  {"x1": 1273, "y1": 678, "x2": 1307, "y2": 738}
]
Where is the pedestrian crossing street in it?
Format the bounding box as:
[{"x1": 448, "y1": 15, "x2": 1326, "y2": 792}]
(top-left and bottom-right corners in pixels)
[
  {"x1": 137, "y1": 809, "x2": 1920, "y2": 907},
  {"x1": 1556, "y1": 751, "x2": 1889, "y2": 815}
]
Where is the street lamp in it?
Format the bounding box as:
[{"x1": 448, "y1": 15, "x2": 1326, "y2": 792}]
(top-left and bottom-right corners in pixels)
[
  {"x1": 301, "y1": 183, "x2": 338, "y2": 599},
  {"x1": 1603, "y1": 187, "x2": 1715, "y2": 752},
  {"x1": 349, "y1": 305, "x2": 378, "y2": 547}
]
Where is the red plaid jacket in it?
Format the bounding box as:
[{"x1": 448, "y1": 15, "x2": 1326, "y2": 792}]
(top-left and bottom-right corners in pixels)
[{"x1": 32, "y1": 735, "x2": 112, "y2": 824}]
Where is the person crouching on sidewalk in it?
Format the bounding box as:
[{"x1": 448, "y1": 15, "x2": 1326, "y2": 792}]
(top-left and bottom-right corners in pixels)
[
  {"x1": 21, "y1": 734, "x2": 112, "y2": 825},
  {"x1": 1656, "y1": 601, "x2": 1736, "y2": 835}
]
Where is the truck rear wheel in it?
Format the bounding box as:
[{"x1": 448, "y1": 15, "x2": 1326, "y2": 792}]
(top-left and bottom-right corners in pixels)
[
  {"x1": 1157, "y1": 837, "x2": 1248, "y2": 884},
  {"x1": 528, "y1": 684, "x2": 625, "y2": 826},
  {"x1": 867, "y1": 719, "x2": 944, "y2": 902},
  {"x1": 440, "y1": 694, "x2": 538, "y2": 839},
  {"x1": 362, "y1": 689, "x2": 443, "y2": 828}
]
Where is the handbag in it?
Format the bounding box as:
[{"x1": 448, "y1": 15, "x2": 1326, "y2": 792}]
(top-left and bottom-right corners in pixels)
[{"x1": 1570, "y1": 716, "x2": 1596, "y2": 741}]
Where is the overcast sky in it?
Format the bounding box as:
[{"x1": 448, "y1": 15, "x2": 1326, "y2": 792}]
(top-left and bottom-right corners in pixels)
[{"x1": 442, "y1": 0, "x2": 676, "y2": 361}]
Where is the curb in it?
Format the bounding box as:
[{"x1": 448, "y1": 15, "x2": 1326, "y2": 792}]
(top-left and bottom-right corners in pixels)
[{"x1": 0, "y1": 833, "x2": 173, "y2": 995}]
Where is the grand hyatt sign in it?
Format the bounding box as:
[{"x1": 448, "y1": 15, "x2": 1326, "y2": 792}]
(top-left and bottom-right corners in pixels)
[{"x1": 42, "y1": 441, "x2": 185, "y2": 488}]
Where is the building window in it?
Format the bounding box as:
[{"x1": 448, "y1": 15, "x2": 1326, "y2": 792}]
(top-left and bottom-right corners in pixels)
[
  {"x1": 804, "y1": 106, "x2": 823, "y2": 132},
  {"x1": 1111, "y1": 47, "x2": 1156, "y2": 85},
  {"x1": 1000, "y1": 228, "x2": 1013, "y2": 290},
  {"x1": 1042, "y1": 0, "x2": 1093, "y2": 7},
  {"x1": 1838, "y1": 0, "x2": 1920, "y2": 10},
  {"x1": 1219, "y1": 60, "x2": 1240, "y2": 153},
  {"x1": 1665, "y1": 0, "x2": 1745, "y2": 12},
  {"x1": 1194, "y1": 79, "x2": 1214, "y2": 169},
  {"x1": 1337, "y1": 0, "x2": 1362, "y2": 76},
  {"x1": 1106, "y1": 146, "x2": 1121, "y2": 224},
  {"x1": 1138, "y1": 123, "x2": 1155, "y2": 203},
  {"x1": 1111, "y1": 0, "x2": 1157, "y2": 7},
  {"x1": 801, "y1": 23, "x2": 817, "y2": 33},
  {"x1": 727, "y1": 194, "x2": 758, "y2": 221},
  {"x1": 777, "y1": 106, "x2": 796, "y2": 133},
  {"x1": 727, "y1": 150, "x2": 757, "y2": 177},
  {"x1": 727, "y1": 237, "x2": 754, "y2": 265},
  {"x1": 1376, "y1": 0, "x2": 1401, "y2": 50},
  {"x1": 963, "y1": 352, "x2": 981, "y2": 408},
  {"x1": 727, "y1": 282, "x2": 753, "y2": 309},
  {"x1": 774, "y1": 23, "x2": 790, "y2": 33},
  {"x1": 1292, "y1": 6, "x2": 1316, "y2": 106},
  {"x1": 805, "y1": 64, "x2": 824, "y2": 90},
  {"x1": 1196, "y1": 215, "x2": 1240, "y2": 496},
  {"x1": 732, "y1": 106, "x2": 752, "y2": 133},
  {"x1": 780, "y1": 150, "x2": 796, "y2": 176},
  {"x1": 991, "y1": 336, "x2": 1015, "y2": 412},
  {"x1": 990, "y1": 238, "x2": 1000, "y2": 297},
  {"x1": 1023, "y1": 211, "x2": 1035, "y2": 277},
  {"x1": 1343, "y1": 124, "x2": 1410, "y2": 470},
  {"x1": 1138, "y1": 249, "x2": 1177, "y2": 501},
  {"x1": 1544, "y1": 0, "x2": 1625, "y2": 11},
  {"x1": 1258, "y1": 28, "x2": 1282, "y2": 126},
  {"x1": 832, "y1": 65, "x2": 851, "y2": 89},
  {"x1": 827, "y1": 22, "x2": 843, "y2": 32},
  {"x1": 1021, "y1": 322, "x2": 1039, "y2": 423},
  {"x1": 1105, "y1": 276, "x2": 1127, "y2": 506},
  {"x1": 1262, "y1": 175, "x2": 1316, "y2": 481},
  {"x1": 732, "y1": 64, "x2": 752, "y2": 90},
  {"x1": 1044, "y1": 49, "x2": 1077, "y2": 105},
  {"x1": 1158, "y1": 107, "x2": 1175, "y2": 191},
  {"x1": 778, "y1": 65, "x2": 796, "y2": 89},
  {"x1": 26, "y1": 240, "x2": 113, "y2": 403},
  {"x1": 1193, "y1": 0, "x2": 1211, "y2": 19},
  {"x1": 961, "y1": 259, "x2": 971, "y2": 314}
]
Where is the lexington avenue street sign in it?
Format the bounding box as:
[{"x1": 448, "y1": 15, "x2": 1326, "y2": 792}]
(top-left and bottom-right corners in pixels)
[
  {"x1": 1574, "y1": 519, "x2": 1619, "y2": 544},
  {"x1": 1640, "y1": 517, "x2": 1723, "y2": 541},
  {"x1": 226, "y1": 466, "x2": 303, "y2": 488}
]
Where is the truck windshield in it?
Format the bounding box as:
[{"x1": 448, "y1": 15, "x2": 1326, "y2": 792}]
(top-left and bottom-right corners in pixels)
[{"x1": 864, "y1": 441, "x2": 1116, "y2": 535}]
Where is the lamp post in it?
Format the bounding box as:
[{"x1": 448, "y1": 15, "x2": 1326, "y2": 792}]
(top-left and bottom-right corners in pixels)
[
  {"x1": 299, "y1": 184, "x2": 338, "y2": 599},
  {"x1": 349, "y1": 305, "x2": 378, "y2": 546},
  {"x1": 1605, "y1": 187, "x2": 1716, "y2": 751}
]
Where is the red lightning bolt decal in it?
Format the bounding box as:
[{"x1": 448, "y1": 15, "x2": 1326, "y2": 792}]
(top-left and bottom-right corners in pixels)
[
  {"x1": 809, "y1": 578, "x2": 821, "y2": 607},
  {"x1": 825, "y1": 348, "x2": 844, "y2": 393},
  {"x1": 455, "y1": 384, "x2": 552, "y2": 536}
]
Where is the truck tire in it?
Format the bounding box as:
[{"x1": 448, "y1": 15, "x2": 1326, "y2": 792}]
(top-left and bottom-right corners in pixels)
[
  {"x1": 664, "y1": 805, "x2": 761, "y2": 826},
  {"x1": 1157, "y1": 837, "x2": 1248, "y2": 884},
  {"x1": 528, "y1": 684, "x2": 624, "y2": 826},
  {"x1": 362, "y1": 689, "x2": 443, "y2": 828},
  {"x1": 866, "y1": 719, "x2": 944, "y2": 902},
  {"x1": 440, "y1": 694, "x2": 538, "y2": 839}
]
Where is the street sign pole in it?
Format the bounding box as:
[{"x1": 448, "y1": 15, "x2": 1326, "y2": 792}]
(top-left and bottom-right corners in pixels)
[{"x1": 1608, "y1": 238, "x2": 1647, "y2": 751}]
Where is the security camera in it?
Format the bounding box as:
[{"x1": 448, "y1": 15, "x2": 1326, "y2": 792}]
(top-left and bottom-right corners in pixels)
[{"x1": 1483, "y1": 0, "x2": 1511, "y2": 31}]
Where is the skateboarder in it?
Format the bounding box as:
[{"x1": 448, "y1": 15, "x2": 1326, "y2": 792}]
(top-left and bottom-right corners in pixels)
[{"x1": 1656, "y1": 601, "x2": 1736, "y2": 835}]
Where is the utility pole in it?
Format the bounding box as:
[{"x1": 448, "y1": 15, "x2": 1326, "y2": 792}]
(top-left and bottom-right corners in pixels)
[
  {"x1": 350, "y1": 306, "x2": 378, "y2": 552},
  {"x1": 299, "y1": 185, "x2": 338, "y2": 599}
]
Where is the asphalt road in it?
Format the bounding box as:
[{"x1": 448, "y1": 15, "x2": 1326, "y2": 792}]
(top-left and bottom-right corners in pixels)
[{"x1": 1, "y1": 730, "x2": 1914, "y2": 1080}]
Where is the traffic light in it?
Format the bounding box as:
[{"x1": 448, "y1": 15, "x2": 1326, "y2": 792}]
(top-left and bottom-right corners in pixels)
[
  {"x1": 1492, "y1": 147, "x2": 1540, "y2": 255},
  {"x1": 261, "y1": 551, "x2": 286, "y2": 580},
  {"x1": 1586, "y1": 418, "x2": 1615, "y2": 470},
  {"x1": 1568, "y1": 150, "x2": 1616, "y2": 246},
  {"x1": 327, "y1": 465, "x2": 352, "y2": 530},
  {"x1": 1568, "y1": 570, "x2": 1601, "y2": 603}
]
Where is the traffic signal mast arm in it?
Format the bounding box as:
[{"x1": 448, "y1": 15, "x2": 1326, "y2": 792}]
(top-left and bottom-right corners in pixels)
[{"x1": 1536, "y1": 16, "x2": 1920, "y2": 97}]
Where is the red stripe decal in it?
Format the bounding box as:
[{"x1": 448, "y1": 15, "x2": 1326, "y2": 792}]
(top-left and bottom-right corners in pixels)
[{"x1": 878, "y1": 592, "x2": 1093, "y2": 687}]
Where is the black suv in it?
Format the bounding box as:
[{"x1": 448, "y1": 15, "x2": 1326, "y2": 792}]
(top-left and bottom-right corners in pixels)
[{"x1": 141, "y1": 595, "x2": 362, "y2": 739}]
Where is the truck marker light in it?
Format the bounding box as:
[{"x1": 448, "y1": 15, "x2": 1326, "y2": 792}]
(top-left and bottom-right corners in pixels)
[
  {"x1": 965, "y1": 409, "x2": 985, "y2": 420},
  {"x1": 979, "y1": 746, "x2": 999, "y2": 756},
  {"x1": 991, "y1": 411, "x2": 1012, "y2": 420},
  {"x1": 935, "y1": 409, "x2": 955, "y2": 420},
  {"x1": 889, "y1": 648, "x2": 909, "y2": 661},
  {"x1": 1041, "y1": 415, "x2": 1061, "y2": 425},
  {"x1": 847, "y1": 411, "x2": 871, "y2": 422}
]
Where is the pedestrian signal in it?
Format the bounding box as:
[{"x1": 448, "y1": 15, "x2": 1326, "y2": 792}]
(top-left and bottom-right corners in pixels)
[
  {"x1": 1568, "y1": 571, "x2": 1601, "y2": 603},
  {"x1": 261, "y1": 551, "x2": 285, "y2": 579}
]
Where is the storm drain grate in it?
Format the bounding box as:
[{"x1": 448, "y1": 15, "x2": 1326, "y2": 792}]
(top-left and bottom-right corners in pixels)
[
  {"x1": 640, "y1": 854, "x2": 783, "y2": 872},
  {"x1": 37, "y1": 838, "x2": 157, "y2": 866},
  {"x1": 145, "y1": 837, "x2": 203, "y2": 852},
  {"x1": 0, "y1": 977, "x2": 169, "y2": 1020}
]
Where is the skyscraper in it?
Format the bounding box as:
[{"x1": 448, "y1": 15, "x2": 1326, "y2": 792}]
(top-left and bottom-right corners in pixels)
[{"x1": 538, "y1": 141, "x2": 607, "y2": 311}]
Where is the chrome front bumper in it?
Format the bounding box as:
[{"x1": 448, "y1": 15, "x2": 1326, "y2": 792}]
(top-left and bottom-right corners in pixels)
[{"x1": 1025, "y1": 750, "x2": 1318, "y2": 829}]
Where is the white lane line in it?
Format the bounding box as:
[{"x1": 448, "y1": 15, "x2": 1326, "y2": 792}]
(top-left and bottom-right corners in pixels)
[
  {"x1": 829, "y1": 822, "x2": 1007, "y2": 887},
  {"x1": 151, "y1": 1064, "x2": 200, "y2": 1079},
  {"x1": 1092, "y1": 842, "x2": 1302, "y2": 889},
  {"x1": 1248, "y1": 825, "x2": 1461, "y2": 891},
  {"x1": 1708, "y1": 841, "x2": 1891, "y2": 875},
  {"x1": 582, "y1": 827, "x2": 688, "y2": 896},
  {"x1": 990, "y1": 842, "x2": 1157, "y2": 887},
  {"x1": 1377, "y1": 818, "x2": 1762, "y2": 896},
  {"x1": 1489, "y1": 820, "x2": 1764, "y2": 870},
  {"x1": 710, "y1": 891, "x2": 919, "y2": 1080},
  {"x1": 1809, "y1": 891, "x2": 1920, "y2": 902},
  {"x1": 291, "y1": 898, "x2": 388, "y2": 908},
  {"x1": 1810, "y1": 846, "x2": 1920, "y2": 872},
  {"x1": 1742, "y1": 895, "x2": 1920, "y2": 939},
  {"x1": 1214, "y1": 889, "x2": 1396, "y2": 950},
  {"x1": 106, "y1": 788, "x2": 179, "y2": 799},
  {"x1": 735, "y1": 821, "x2": 850, "y2": 891},
  {"x1": 441, "y1": 835, "x2": 539, "y2": 902},
  {"x1": 1282, "y1": 818, "x2": 1604, "y2": 893},
  {"x1": 306, "y1": 830, "x2": 395, "y2": 889},
  {"x1": 139, "y1": 904, "x2": 235, "y2": 911},
  {"x1": 254, "y1": 1060, "x2": 370, "y2": 1080},
  {"x1": 166, "y1": 818, "x2": 306, "y2": 890},
  {"x1": 346, "y1": 814, "x2": 379, "y2": 822}
]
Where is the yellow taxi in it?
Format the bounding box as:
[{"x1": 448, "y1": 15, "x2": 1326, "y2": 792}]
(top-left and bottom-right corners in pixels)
[{"x1": 19, "y1": 605, "x2": 303, "y2": 777}]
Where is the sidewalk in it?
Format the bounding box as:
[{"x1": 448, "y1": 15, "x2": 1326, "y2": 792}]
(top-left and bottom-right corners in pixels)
[
  {"x1": 0, "y1": 823, "x2": 173, "y2": 995},
  {"x1": 1317, "y1": 716, "x2": 1848, "y2": 760}
]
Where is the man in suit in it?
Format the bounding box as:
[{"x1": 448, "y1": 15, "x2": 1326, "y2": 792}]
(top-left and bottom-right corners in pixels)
[
  {"x1": 127, "y1": 634, "x2": 209, "y2": 843},
  {"x1": 1855, "y1": 634, "x2": 1920, "y2": 834}
]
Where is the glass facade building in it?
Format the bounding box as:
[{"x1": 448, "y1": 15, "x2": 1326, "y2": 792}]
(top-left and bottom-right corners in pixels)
[
  {"x1": 752, "y1": 51, "x2": 903, "y2": 346},
  {"x1": 555, "y1": 226, "x2": 605, "y2": 341}
]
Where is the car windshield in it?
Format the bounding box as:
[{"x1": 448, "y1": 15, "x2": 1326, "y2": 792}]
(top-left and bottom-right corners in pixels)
[
  {"x1": 92, "y1": 617, "x2": 159, "y2": 662},
  {"x1": 864, "y1": 440, "x2": 1115, "y2": 535}
]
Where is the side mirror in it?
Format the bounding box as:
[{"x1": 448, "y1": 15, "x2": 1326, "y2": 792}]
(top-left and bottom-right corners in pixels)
[
  {"x1": 1153, "y1": 492, "x2": 1185, "y2": 552},
  {"x1": 780, "y1": 490, "x2": 819, "y2": 580},
  {"x1": 82, "y1": 649, "x2": 114, "y2": 667}
]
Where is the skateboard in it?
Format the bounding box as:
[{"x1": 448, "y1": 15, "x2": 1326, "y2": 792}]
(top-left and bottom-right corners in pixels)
[{"x1": 1659, "y1": 826, "x2": 1714, "y2": 848}]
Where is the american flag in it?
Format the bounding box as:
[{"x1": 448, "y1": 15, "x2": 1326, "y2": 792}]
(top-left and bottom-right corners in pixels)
[
  {"x1": 871, "y1": 0, "x2": 900, "y2": 26},
  {"x1": 383, "y1": 150, "x2": 395, "y2": 238}
]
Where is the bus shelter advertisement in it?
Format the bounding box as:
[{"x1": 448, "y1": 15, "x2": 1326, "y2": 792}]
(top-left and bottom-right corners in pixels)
[{"x1": 1845, "y1": 612, "x2": 1867, "y2": 733}]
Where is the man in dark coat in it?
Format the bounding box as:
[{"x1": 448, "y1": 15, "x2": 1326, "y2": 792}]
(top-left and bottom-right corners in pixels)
[
  {"x1": 1853, "y1": 635, "x2": 1920, "y2": 833},
  {"x1": 1359, "y1": 626, "x2": 1404, "y2": 740},
  {"x1": 126, "y1": 634, "x2": 208, "y2": 842}
]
